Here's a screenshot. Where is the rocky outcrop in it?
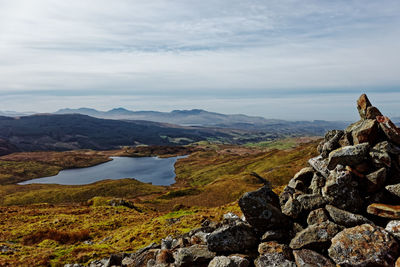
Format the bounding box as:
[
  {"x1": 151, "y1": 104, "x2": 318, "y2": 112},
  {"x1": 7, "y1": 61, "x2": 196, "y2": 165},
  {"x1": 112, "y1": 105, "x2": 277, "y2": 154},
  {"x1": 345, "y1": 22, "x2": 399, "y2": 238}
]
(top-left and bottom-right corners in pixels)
[{"x1": 67, "y1": 94, "x2": 400, "y2": 267}]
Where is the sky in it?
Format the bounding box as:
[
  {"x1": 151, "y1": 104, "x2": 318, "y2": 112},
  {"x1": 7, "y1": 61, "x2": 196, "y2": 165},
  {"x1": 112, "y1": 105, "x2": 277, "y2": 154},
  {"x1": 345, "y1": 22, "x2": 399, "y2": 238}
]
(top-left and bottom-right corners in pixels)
[{"x1": 0, "y1": 0, "x2": 399, "y2": 120}]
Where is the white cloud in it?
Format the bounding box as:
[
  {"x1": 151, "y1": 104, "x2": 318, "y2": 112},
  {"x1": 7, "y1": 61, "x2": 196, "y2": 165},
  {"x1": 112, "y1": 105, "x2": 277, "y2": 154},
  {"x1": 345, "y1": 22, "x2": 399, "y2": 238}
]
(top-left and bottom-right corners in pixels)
[{"x1": 0, "y1": 0, "x2": 399, "y2": 118}]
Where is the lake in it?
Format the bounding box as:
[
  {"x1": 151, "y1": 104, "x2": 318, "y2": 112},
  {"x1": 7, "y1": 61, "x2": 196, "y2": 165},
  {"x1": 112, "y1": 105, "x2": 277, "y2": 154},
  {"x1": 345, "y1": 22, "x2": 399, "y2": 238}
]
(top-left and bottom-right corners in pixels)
[{"x1": 19, "y1": 156, "x2": 186, "y2": 186}]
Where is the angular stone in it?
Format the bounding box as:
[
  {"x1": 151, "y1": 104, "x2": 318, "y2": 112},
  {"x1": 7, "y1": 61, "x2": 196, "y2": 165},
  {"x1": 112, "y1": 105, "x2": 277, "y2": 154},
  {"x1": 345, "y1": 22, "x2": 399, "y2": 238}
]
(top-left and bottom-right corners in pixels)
[
  {"x1": 254, "y1": 254, "x2": 296, "y2": 267},
  {"x1": 289, "y1": 221, "x2": 342, "y2": 250},
  {"x1": 351, "y1": 119, "x2": 379, "y2": 145},
  {"x1": 308, "y1": 173, "x2": 325, "y2": 195},
  {"x1": 339, "y1": 131, "x2": 352, "y2": 147},
  {"x1": 322, "y1": 169, "x2": 363, "y2": 213},
  {"x1": 357, "y1": 94, "x2": 372, "y2": 119},
  {"x1": 206, "y1": 223, "x2": 258, "y2": 253},
  {"x1": 329, "y1": 224, "x2": 399, "y2": 266},
  {"x1": 308, "y1": 156, "x2": 330, "y2": 178},
  {"x1": 255, "y1": 243, "x2": 295, "y2": 267},
  {"x1": 325, "y1": 204, "x2": 372, "y2": 227},
  {"x1": 293, "y1": 249, "x2": 335, "y2": 267},
  {"x1": 386, "y1": 220, "x2": 400, "y2": 239},
  {"x1": 320, "y1": 130, "x2": 344, "y2": 158},
  {"x1": 378, "y1": 116, "x2": 400, "y2": 145},
  {"x1": 261, "y1": 229, "x2": 288, "y2": 242},
  {"x1": 288, "y1": 167, "x2": 314, "y2": 190},
  {"x1": 370, "y1": 141, "x2": 392, "y2": 168},
  {"x1": 281, "y1": 196, "x2": 301, "y2": 219},
  {"x1": 208, "y1": 256, "x2": 250, "y2": 267},
  {"x1": 367, "y1": 203, "x2": 400, "y2": 219},
  {"x1": 297, "y1": 194, "x2": 326, "y2": 213},
  {"x1": 307, "y1": 208, "x2": 329, "y2": 225},
  {"x1": 366, "y1": 106, "x2": 382, "y2": 119},
  {"x1": 386, "y1": 183, "x2": 400, "y2": 198},
  {"x1": 239, "y1": 185, "x2": 290, "y2": 232},
  {"x1": 327, "y1": 143, "x2": 369, "y2": 170},
  {"x1": 173, "y1": 245, "x2": 216, "y2": 267},
  {"x1": 279, "y1": 186, "x2": 295, "y2": 207},
  {"x1": 364, "y1": 167, "x2": 386, "y2": 192},
  {"x1": 258, "y1": 242, "x2": 292, "y2": 260},
  {"x1": 127, "y1": 249, "x2": 158, "y2": 267}
]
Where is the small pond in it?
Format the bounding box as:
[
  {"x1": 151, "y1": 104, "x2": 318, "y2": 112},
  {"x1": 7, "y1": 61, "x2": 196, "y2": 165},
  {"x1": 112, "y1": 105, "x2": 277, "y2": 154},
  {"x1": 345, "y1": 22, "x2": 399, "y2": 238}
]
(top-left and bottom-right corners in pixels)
[{"x1": 19, "y1": 156, "x2": 186, "y2": 186}]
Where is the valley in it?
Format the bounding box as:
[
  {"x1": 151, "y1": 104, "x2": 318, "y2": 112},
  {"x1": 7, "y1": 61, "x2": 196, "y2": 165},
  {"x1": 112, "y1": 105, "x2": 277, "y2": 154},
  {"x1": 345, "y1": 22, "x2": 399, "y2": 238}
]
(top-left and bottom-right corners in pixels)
[{"x1": 0, "y1": 139, "x2": 319, "y2": 265}]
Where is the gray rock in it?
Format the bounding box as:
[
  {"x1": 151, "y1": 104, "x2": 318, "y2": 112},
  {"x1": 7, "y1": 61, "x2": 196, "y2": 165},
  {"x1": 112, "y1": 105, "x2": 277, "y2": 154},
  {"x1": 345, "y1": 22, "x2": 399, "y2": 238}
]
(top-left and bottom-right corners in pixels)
[
  {"x1": 322, "y1": 169, "x2": 363, "y2": 213},
  {"x1": 206, "y1": 222, "x2": 258, "y2": 253},
  {"x1": 386, "y1": 183, "x2": 400, "y2": 198},
  {"x1": 289, "y1": 221, "x2": 342, "y2": 250},
  {"x1": 293, "y1": 249, "x2": 335, "y2": 267},
  {"x1": 385, "y1": 220, "x2": 400, "y2": 239},
  {"x1": 104, "y1": 254, "x2": 124, "y2": 267},
  {"x1": 281, "y1": 196, "x2": 302, "y2": 219},
  {"x1": 325, "y1": 204, "x2": 372, "y2": 227},
  {"x1": 308, "y1": 156, "x2": 330, "y2": 178},
  {"x1": 308, "y1": 173, "x2": 325, "y2": 195},
  {"x1": 364, "y1": 167, "x2": 387, "y2": 192},
  {"x1": 307, "y1": 208, "x2": 329, "y2": 225},
  {"x1": 239, "y1": 185, "x2": 290, "y2": 232},
  {"x1": 255, "y1": 241, "x2": 295, "y2": 267},
  {"x1": 173, "y1": 245, "x2": 216, "y2": 267},
  {"x1": 288, "y1": 167, "x2": 314, "y2": 189},
  {"x1": 222, "y1": 213, "x2": 241, "y2": 225},
  {"x1": 327, "y1": 143, "x2": 369, "y2": 170},
  {"x1": 296, "y1": 194, "x2": 326, "y2": 213},
  {"x1": 279, "y1": 186, "x2": 295, "y2": 207},
  {"x1": 254, "y1": 253, "x2": 296, "y2": 267},
  {"x1": 329, "y1": 224, "x2": 399, "y2": 266},
  {"x1": 161, "y1": 236, "x2": 175, "y2": 250},
  {"x1": 370, "y1": 142, "x2": 392, "y2": 168},
  {"x1": 208, "y1": 256, "x2": 250, "y2": 267},
  {"x1": 320, "y1": 130, "x2": 344, "y2": 158},
  {"x1": 261, "y1": 229, "x2": 288, "y2": 242}
]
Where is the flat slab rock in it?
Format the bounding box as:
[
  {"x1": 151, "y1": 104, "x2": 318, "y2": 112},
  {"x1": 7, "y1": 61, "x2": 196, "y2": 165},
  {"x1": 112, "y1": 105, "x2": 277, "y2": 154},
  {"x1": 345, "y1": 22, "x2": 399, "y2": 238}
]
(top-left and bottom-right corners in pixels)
[
  {"x1": 289, "y1": 221, "x2": 342, "y2": 250},
  {"x1": 325, "y1": 204, "x2": 372, "y2": 227},
  {"x1": 328, "y1": 224, "x2": 399, "y2": 266},
  {"x1": 293, "y1": 249, "x2": 335, "y2": 267},
  {"x1": 208, "y1": 256, "x2": 250, "y2": 267},
  {"x1": 367, "y1": 203, "x2": 400, "y2": 219},
  {"x1": 327, "y1": 143, "x2": 369, "y2": 170}
]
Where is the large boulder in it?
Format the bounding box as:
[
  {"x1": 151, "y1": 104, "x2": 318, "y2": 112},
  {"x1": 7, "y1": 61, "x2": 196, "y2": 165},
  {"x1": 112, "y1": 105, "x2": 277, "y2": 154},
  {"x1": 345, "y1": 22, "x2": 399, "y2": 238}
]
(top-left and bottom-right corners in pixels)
[
  {"x1": 328, "y1": 224, "x2": 399, "y2": 266},
  {"x1": 289, "y1": 221, "x2": 342, "y2": 250},
  {"x1": 206, "y1": 223, "x2": 258, "y2": 253},
  {"x1": 239, "y1": 185, "x2": 290, "y2": 232}
]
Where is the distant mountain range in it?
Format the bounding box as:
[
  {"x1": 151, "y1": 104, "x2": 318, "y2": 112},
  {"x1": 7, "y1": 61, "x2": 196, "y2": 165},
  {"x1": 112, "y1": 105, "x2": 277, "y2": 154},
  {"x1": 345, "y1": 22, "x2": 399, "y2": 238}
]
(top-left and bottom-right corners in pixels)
[
  {"x1": 54, "y1": 107, "x2": 284, "y2": 127},
  {"x1": 3, "y1": 108, "x2": 397, "y2": 154},
  {"x1": 0, "y1": 114, "x2": 237, "y2": 152}
]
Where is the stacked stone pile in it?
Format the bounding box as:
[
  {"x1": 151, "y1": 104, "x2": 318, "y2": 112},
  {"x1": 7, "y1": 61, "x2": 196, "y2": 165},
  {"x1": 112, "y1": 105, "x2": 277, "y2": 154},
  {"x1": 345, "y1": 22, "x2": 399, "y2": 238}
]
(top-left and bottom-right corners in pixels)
[{"x1": 68, "y1": 94, "x2": 400, "y2": 266}]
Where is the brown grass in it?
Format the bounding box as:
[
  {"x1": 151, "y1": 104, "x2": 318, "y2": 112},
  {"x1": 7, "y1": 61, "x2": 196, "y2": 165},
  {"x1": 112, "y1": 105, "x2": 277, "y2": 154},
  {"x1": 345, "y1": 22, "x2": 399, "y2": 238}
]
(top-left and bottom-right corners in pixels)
[{"x1": 22, "y1": 229, "x2": 90, "y2": 245}]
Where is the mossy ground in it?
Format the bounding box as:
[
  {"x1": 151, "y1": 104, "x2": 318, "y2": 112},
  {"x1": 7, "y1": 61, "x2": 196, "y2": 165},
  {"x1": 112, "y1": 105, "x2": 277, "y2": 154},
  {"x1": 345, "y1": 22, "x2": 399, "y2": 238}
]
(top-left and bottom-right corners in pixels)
[{"x1": 0, "y1": 139, "x2": 319, "y2": 266}]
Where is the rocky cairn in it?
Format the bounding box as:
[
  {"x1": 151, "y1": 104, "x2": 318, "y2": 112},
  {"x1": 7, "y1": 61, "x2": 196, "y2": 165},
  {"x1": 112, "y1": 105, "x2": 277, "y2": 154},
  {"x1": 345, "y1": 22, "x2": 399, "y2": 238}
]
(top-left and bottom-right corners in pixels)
[{"x1": 68, "y1": 94, "x2": 400, "y2": 267}]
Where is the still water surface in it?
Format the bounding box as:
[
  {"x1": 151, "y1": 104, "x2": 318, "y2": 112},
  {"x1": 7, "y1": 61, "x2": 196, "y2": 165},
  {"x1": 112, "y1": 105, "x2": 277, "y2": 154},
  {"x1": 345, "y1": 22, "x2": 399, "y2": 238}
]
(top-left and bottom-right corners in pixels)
[{"x1": 19, "y1": 156, "x2": 186, "y2": 186}]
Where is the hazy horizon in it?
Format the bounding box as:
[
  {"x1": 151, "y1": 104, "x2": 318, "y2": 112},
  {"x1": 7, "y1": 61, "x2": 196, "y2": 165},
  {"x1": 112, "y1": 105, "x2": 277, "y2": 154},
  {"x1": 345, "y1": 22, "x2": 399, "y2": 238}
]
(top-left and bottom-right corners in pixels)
[{"x1": 1, "y1": 1, "x2": 399, "y2": 120}]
